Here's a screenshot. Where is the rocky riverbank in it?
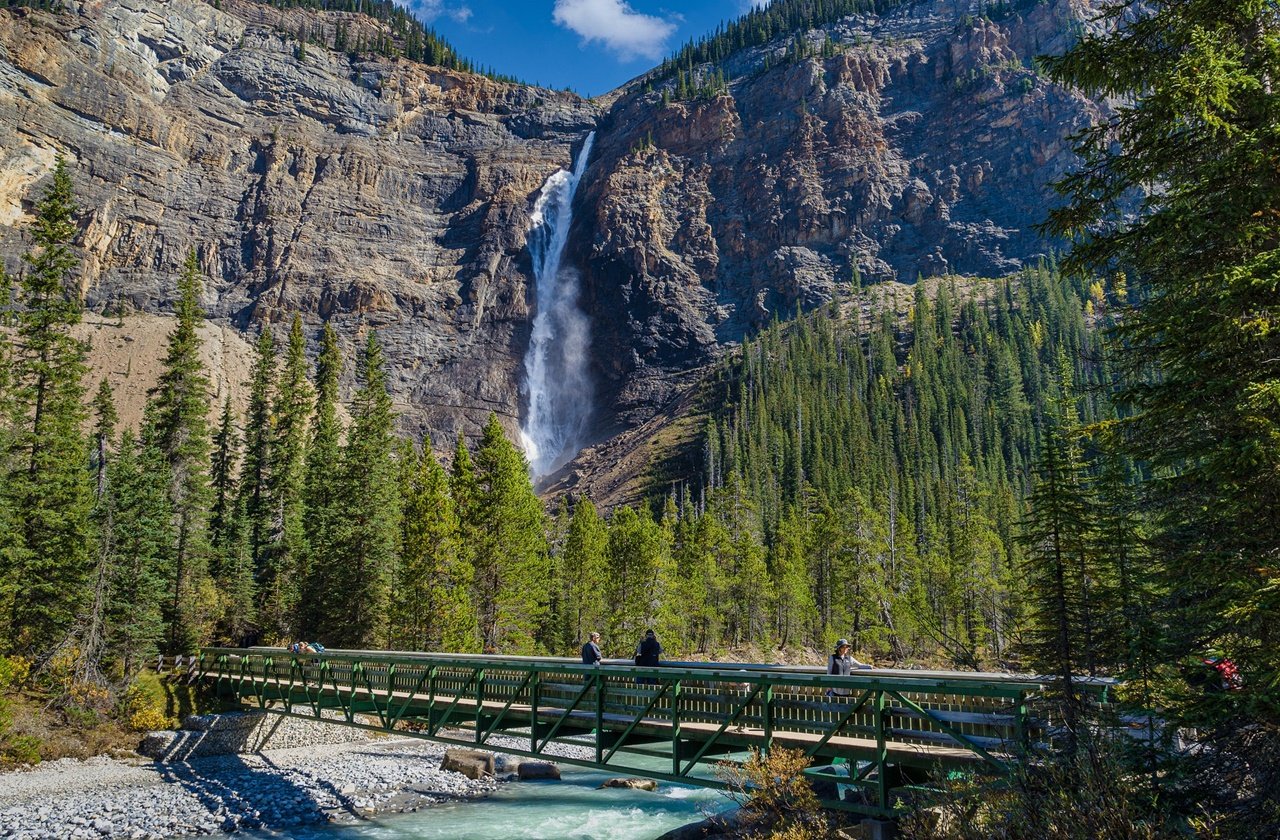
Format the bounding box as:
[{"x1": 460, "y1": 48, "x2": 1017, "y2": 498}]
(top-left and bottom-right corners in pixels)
[{"x1": 0, "y1": 733, "x2": 594, "y2": 839}]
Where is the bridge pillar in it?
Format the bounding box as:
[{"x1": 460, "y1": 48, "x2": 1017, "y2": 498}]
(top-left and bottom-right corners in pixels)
[{"x1": 862, "y1": 817, "x2": 898, "y2": 840}]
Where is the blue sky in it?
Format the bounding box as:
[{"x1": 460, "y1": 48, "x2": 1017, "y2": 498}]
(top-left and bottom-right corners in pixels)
[{"x1": 410, "y1": 0, "x2": 768, "y2": 96}]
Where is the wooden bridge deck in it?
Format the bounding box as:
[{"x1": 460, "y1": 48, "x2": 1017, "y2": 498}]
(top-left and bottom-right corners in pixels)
[{"x1": 193, "y1": 648, "x2": 1072, "y2": 817}]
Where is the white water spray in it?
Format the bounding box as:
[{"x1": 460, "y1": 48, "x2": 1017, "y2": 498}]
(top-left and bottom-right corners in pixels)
[{"x1": 520, "y1": 132, "x2": 596, "y2": 478}]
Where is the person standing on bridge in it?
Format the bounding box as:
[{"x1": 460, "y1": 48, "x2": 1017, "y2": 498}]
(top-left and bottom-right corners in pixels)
[
  {"x1": 581, "y1": 632, "x2": 603, "y2": 665},
  {"x1": 634, "y1": 629, "x2": 662, "y2": 685},
  {"x1": 826, "y1": 639, "x2": 870, "y2": 697}
]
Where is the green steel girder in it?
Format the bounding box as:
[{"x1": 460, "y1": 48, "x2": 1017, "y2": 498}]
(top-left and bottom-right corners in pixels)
[{"x1": 198, "y1": 647, "x2": 1067, "y2": 818}]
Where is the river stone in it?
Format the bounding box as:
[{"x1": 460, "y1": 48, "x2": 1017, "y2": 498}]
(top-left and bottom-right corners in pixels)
[
  {"x1": 493, "y1": 754, "x2": 523, "y2": 774},
  {"x1": 599, "y1": 777, "x2": 658, "y2": 791},
  {"x1": 516, "y1": 761, "x2": 561, "y2": 780},
  {"x1": 441, "y1": 749, "x2": 495, "y2": 780}
]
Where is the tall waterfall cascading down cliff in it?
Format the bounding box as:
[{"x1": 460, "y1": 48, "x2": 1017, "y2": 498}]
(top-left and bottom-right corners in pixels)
[{"x1": 519, "y1": 132, "x2": 596, "y2": 478}]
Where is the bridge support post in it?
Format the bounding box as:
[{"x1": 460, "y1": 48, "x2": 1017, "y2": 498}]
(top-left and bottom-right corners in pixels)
[
  {"x1": 762, "y1": 685, "x2": 774, "y2": 755},
  {"x1": 671, "y1": 679, "x2": 682, "y2": 776},
  {"x1": 874, "y1": 688, "x2": 888, "y2": 812},
  {"x1": 594, "y1": 672, "x2": 605, "y2": 764},
  {"x1": 863, "y1": 817, "x2": 898, "y2": 840},
  {"x1": 530, "y1": 671, "x2": 540, "y2": 754}
]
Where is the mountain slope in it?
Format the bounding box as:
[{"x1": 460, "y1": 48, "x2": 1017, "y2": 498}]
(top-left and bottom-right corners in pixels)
[{"x1": 0, "y1": 0, "x2": 597, "y2": 443}]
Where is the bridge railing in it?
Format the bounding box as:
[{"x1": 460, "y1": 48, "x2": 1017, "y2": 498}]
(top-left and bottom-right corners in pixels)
[{"x1": 195, "y1": 647, "x2": 1092, "y2": 816}]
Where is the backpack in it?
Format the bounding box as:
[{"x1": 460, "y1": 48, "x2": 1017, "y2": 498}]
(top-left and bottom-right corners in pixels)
[{"x1": 310, "y1": 642, "x2": 326, "y2": 654}]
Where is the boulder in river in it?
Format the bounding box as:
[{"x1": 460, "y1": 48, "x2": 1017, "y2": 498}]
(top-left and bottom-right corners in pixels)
[
  {"x1": 441, "y1": 749, "x2": 495, "y2": 780},
  {"x1": 599, "y1": 777, "x2": 658, "y2": 791},
  {"x1": 516, "y1": 761, "x2": 561, "y2": 780}
]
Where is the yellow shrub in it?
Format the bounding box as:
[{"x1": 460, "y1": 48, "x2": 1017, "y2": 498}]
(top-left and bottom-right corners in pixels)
[
  {"x1": 128, "y1": 706, "x2": 172, "y2": 732},
  {"x1": 0, "y1": 656, "x2": 31, "y2": 690}
]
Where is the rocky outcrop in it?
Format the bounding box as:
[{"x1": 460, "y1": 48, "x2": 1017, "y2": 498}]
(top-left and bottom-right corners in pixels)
[
  {"x1": 568, "y1": 0, "x2": 1104, "y2": 441},
  {"x1": 0, "y1": 0, "x2": 1101, "y2": 480},
  {"x1": 0, "y1": 0, "x2": 599, "y2": 445}
]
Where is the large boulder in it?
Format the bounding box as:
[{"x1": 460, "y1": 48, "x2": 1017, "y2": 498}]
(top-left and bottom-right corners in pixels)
[
  {"x1": 441, "y1": 748, "x2": 495, "y2": 780},
  {"x1": 517, "y1": 761, "x2": 561, "y2": 780}
]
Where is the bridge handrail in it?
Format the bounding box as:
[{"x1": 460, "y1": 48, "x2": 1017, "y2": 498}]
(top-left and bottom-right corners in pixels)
[{"x1": 199, "y1": 646, "x2": 1082, "y2": 697}]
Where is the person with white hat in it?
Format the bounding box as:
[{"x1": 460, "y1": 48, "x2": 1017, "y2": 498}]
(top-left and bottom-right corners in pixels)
[{"x1": 826, "y1": 639, "x2": 870, "y2": 697}]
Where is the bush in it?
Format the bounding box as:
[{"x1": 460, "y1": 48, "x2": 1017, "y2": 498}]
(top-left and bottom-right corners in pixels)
[
  {"x1": 0, "y1": 655, "x2": 41, "y2": 767},
  {"x1": 716, "y1": 747, "x2": 829, "y2": 840},
  {"x1": 900, "y1": 736, "x2": 1169, "y2": 840},
  {"x1": 128, "y1": 706, "x2": 170, "y2": 732}
]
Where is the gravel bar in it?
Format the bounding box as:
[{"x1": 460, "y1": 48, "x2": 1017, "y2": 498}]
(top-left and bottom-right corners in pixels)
[{"x1": 0, "y1": 733, "x2": 596, "y2": 839}]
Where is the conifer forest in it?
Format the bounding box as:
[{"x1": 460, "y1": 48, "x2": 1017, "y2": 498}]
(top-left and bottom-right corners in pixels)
[{"x1": 0, "y1": 0, "x2": 1278, "y2": 835}]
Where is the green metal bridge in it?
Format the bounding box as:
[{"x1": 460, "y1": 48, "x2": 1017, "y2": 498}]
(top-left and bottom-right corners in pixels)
[{"x1": 195, "y1": 647, "x2": 1095, "y2": 817}]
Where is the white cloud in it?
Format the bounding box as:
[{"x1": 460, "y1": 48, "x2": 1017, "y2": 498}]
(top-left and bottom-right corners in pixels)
[
  {"x1": 553, "y1": 0, "x2": 677, "y2": 62},
  {"x1": 407, "y1": 0, "x2": 472, "y2": 24}
]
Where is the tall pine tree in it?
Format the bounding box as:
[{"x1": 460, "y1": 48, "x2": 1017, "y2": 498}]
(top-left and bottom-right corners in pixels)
[
  {"x1": 149, "y1": 249, "x2": 213, "y2": 653},
  {"x1": 4, "y1": 157, "x2": 94, "y2": 658}
]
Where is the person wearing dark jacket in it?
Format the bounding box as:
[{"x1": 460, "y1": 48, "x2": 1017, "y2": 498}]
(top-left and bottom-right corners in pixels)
[
  {"x1": 826, "y1": 639, "x2": 869, "y2": 697},
  {"x1": 581, "y1": 632, "x2": 603, "y2": 665},
  {"x1": 635, "y1": 629, "x2": 662, "y2": 684}
]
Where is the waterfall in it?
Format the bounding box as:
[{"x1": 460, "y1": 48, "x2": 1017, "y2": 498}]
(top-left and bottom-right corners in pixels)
[{"x1": 519, "y1": 131, "x2": 596, "y2": 478}]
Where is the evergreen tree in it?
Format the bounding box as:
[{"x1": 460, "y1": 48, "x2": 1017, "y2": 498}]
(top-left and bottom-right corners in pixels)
[
  {"x1": 4, "y1": 156, "x2": 94, "y2": 658},
  {"x1": 1020, "y1": 422, "x2": 1093, "y2": 742},
  {"x1": 208, "y1": 395, "x2": 239, "y2": 569},
  {"x1": 106, "y1": 428, "x2": 172, "y2": 675},
  {"x1": 239, "y1": 329, "x2": 277, "y2": 634},
  {"x1": 262, "y1": 315, "x2": 312, "y2": 638},
  {"x1": 1043, "y1": 0, "x2": 1280, "y2": 707},
  {"x1": 149, "y1": 249, "x2": 213, "y2": 653},
  {"x1": 326, "y1": 332, "x2": 400, "y2": 648},
  {"x1": 299, "y1": 323, "x2": 343, "y2": 637},
  {"x1": 470, "y1": 414, "x2": 549, "y2": 654},
  {"x1": 78, "y1": 380, "x2": 119, "y2": 681},
  {"x1": 604, "y1": 505, "x2": 672, "y2": 654},
  {"x1": 391, "y1": 440, "x2": 475, "y2": 651},
  {"x1": 556, "y1": 497, "x2": 609, "y2": 653}
]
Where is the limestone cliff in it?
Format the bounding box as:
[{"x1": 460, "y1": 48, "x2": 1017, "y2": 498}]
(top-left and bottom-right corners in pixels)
[
  {"x1": 0, "y1": 0, "x2": 599, "y2": 444},
  {"x1": 0, "y1": 0, "x2": 1100, "y2": 485},
  {"x1": 569, "y1": 0, "x2": 1103, "y2": 446}
]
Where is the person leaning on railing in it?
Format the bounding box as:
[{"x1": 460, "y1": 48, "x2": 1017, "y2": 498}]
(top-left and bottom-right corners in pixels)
[{"x1": 826, "y1": 638, "x2": 871, "y2": 697}]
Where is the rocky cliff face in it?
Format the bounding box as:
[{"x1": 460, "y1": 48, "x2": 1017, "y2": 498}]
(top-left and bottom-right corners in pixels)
[
  {"x1": 0, "y1": 0, "x2": 1099, "y2": 482},
  {"x1": 0, "y1": 0, "x2": 598, "y2": 443},
  {"x1": 569, "y1": 0, "x2": 1103, "y2": 445}
]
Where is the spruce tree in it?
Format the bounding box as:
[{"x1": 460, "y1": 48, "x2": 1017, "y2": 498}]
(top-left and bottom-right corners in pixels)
[
  {"x1": 149, "y1": 249, "x2": 213, "y2": 653},
  {"x1": 1020, "y1": 422, "x2": 1093, "y2": 743},
  {"x1": 107, "y1": 427, "x2": 173, "y2": 675},
  {"x1": 605, "y1": 505, "x2": 671, "y2": 654},
  {"x1": 299, "y1": 323, "x2": 343, "y2": 638},
  {"x1": 239, "y1": 328, "x2": 277, "y2": 635},
  {"x1": 261, "y1": 315, "x2": 312, "y2": 638},
  {"x1": 79, "y1": 380, "x2": 119, "y2": 680},
  {"x1": 327, "y1": 332, "x2": 400, "y2": 648},
  {"x1": 392, "y1": 440, "x2": 476, "y2": 651},
  {"x1": 5, "y1": 156, "x2": 94, "y2": 658},
  {"x1": 471, "y1": 413, "x2": 549, "y2": 654},
  {"x1": 208, "y1": 394, "x2": 239, "y2": 571},
  {"x1": 557, "y1": 497, "x2": 608, "y2": 653},
  {"x1": 1043, "y1": 0, "x2": 1280, "y2": 706}
]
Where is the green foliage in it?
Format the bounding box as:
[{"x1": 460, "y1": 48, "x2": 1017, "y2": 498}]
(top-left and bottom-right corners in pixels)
[
  {"x1": 654, "y1": 0, "x2": 902, "y2": 91},
  {"x1": 239, "y1": 328, "x2": 276, "y2": 635},
  {"x1": 1041, "y1": 0, "x2": 1280, "y2": 717},
  {"x1": 392, "y1": 439, "x2": 476, "y2": 652},
  {"x1": 252, "y1": 0, "x2": 523, "y2": 83},
  {"x1": 107, "y1": 428, "x2": 173, "y2": 676},
  {"x1": 656, "y1": 269, "x2": 1109, "y2": 665},
  {"x1": 324, "y1": 332, "x2": 401, "y2": 648},
  {"x1": 3, "y1": 156, "x2": 93, "y2": 659},
  {"x1": 552, "y1": 498, "x2": 609, "y2": 654},
  {"x1": 262, "y1": 315, "x2": 312, "y2": 640},
  {"x1": 466, "y1": 414, "x2": 549, "y2": 654},
  {"x1": 299, "y1": 323, "x2": 344, "y2": 639},
  {"x1": 149, "y1": 250, "x2": 212, "y2": 655}
]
